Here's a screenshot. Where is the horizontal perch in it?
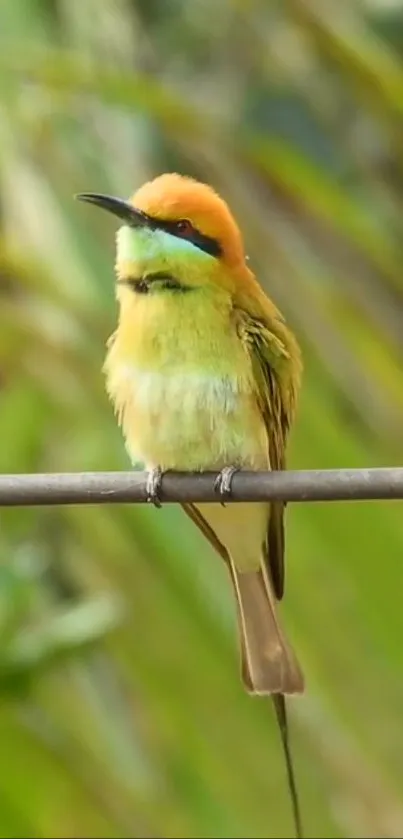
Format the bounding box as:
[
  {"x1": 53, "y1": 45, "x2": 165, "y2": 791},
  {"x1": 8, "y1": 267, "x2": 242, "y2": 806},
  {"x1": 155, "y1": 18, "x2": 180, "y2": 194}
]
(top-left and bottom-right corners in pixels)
[{"x1": 0, "y1": 468, "x2": 402, "y2": 507}]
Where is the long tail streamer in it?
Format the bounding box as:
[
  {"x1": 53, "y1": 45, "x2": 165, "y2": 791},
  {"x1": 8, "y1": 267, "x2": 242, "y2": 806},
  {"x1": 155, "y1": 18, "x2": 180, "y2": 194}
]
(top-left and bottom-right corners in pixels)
[{"x1": 272, "y1": 694, "x2": 303, "y2": 839}]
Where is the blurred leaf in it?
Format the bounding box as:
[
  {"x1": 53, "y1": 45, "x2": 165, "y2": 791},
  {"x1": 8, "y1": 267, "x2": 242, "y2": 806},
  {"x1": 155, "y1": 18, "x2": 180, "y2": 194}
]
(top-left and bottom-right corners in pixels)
[{"x1": 0, "y1": 0, "x2": 403, "y2": 837}]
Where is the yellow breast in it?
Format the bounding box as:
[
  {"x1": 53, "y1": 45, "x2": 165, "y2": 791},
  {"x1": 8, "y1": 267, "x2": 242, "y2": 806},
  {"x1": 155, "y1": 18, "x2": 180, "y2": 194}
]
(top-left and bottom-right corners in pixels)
[{"x1": 104, "y1": 288, "x2": 269, "y2": 471}]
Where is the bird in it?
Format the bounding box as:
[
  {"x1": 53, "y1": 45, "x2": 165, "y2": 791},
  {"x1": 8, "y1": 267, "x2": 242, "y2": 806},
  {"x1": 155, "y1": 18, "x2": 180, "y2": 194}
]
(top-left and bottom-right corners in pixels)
[{"x1": 77, "y1": 173, "x2": 304, "y2": 837}]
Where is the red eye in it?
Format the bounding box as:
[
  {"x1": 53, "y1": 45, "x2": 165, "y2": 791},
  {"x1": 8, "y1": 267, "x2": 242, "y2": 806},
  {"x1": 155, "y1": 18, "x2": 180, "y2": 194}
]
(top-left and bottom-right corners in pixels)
[{"x1": 175, "y1": 219, "x2": 193, "y2": 237}]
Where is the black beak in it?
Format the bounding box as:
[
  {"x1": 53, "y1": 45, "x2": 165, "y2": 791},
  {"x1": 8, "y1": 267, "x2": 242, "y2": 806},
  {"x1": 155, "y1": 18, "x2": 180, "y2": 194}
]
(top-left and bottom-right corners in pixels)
[{"x1": 75, "y1": 192, "x2": 149, "y2": 227}]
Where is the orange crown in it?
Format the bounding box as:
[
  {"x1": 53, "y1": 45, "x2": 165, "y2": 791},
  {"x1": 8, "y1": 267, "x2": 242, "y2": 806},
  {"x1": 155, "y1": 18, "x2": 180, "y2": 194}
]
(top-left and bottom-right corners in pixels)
[{"x1": 131, "y1": 173, "x2": 246, "y2": 266}]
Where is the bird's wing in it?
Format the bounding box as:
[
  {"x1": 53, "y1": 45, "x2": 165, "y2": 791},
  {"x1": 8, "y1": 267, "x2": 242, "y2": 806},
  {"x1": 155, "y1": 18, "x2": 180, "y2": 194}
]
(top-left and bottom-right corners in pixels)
[{"x1": 235, "y1": 309, "x2": 300, "y2": 600}]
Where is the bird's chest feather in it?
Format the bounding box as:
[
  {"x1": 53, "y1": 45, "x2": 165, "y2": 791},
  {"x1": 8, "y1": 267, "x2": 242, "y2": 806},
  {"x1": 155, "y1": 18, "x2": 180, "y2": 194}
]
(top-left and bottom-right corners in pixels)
[{"x1": 104, "y1": 292, "x2": 268, "y2": 470}]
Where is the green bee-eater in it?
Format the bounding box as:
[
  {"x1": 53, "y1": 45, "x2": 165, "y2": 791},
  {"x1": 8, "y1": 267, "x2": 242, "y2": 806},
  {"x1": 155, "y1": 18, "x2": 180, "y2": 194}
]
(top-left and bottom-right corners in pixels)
[{"x1": 78, "y1": 173, "x2": 304, "y2": 837}]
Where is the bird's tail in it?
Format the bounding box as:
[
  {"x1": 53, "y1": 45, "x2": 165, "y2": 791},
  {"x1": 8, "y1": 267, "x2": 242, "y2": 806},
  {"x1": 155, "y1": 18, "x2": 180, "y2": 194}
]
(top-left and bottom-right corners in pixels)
[
  {"x1": 229, "y1": 561, "x2": 304, "y2": 838},
  {"x1": 229, "y1": 561, "x2": 304, "y2": 696}
]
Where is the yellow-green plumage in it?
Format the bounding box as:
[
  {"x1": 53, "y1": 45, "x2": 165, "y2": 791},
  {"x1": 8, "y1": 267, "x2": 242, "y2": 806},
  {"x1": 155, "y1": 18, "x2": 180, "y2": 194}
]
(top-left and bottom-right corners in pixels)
[
  {"x1": 79, "y1": 174, "x2": 303, "y2": 698},
  {"x1": 105, "y1": 275, "x2": 269, "y2": 474},
  {"x1": 77, "y1": 174, "x2": 305, "y2": 837},
  {"x1": 105, "y1": 273, "x2": 270, "y2": 577},
  {"x1": 101, "y1": 202, "x2": 303, "y2": 695}
]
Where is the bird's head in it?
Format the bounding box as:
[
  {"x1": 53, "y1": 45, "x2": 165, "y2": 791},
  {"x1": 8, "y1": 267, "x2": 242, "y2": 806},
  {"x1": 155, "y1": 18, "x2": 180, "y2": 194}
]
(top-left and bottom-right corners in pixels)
[{"x1": 77, "y1": 173, "x2": 247, "y2": 299}]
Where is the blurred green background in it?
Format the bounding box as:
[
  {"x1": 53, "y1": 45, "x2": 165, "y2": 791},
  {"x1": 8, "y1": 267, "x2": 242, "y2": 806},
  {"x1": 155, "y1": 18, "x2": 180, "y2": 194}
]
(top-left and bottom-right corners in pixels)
[{"x1": 1, "y1": 0, "x2": 403, "y2": 836}]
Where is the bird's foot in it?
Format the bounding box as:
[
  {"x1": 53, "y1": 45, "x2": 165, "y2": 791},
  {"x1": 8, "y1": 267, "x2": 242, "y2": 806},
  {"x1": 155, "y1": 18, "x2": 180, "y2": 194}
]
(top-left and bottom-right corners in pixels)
[
  {"x1": 146, "y1": 466, "x2": 164, "y2": 508},
  {"x1": 214, "y1": 465, "x2": 239, "y2": 507}
]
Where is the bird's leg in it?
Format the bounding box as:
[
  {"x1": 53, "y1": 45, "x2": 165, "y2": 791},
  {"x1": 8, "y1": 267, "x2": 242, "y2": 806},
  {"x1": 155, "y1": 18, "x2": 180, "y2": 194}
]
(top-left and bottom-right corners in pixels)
[
  {"x1": 146, "y1": 466, "x2": 164, "y2": 508},
  {"x1": 214, "y1": 465, "x2": 239, "y2": 507}
]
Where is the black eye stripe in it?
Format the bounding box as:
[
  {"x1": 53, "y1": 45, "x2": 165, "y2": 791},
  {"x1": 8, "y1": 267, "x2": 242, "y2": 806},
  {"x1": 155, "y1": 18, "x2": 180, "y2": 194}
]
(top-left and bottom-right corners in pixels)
[
  {"x1": 143, "y1": 216, "x2": 221, "y2": 258},
  {"x1": 77, "y1": 194, "x2": 222, "y2": 257}
]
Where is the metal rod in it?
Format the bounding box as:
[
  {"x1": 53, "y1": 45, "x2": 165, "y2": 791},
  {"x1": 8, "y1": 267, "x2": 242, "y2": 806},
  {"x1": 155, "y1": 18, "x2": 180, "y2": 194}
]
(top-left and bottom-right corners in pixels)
[{"x1": 0, "y1": 468, "x2": 402, "y2": 507}]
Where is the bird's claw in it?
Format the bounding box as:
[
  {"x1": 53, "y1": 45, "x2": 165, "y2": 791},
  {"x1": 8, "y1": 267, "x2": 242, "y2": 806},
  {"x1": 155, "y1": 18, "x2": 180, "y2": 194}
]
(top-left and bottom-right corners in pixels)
[
  {"x1": 146, "y1": 466, "x2": 163, "y2": 508},
  {"x1": 214, "y1": 465, "x2": 239, "y2": 507}
]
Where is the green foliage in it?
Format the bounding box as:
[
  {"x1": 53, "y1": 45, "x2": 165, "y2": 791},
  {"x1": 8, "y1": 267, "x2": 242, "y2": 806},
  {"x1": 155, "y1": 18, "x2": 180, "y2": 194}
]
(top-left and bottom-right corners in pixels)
[{"x1": 1, "y1": 0, "x2": 403, "y2": 836}]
